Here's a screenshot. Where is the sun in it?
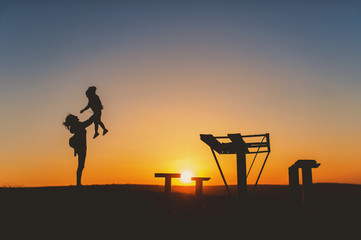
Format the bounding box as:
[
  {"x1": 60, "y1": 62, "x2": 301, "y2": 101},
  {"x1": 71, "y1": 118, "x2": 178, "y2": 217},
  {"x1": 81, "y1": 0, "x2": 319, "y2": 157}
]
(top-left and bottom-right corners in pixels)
[{"x1": 180, "y1": 171, "x2": 193, "y2": 184}]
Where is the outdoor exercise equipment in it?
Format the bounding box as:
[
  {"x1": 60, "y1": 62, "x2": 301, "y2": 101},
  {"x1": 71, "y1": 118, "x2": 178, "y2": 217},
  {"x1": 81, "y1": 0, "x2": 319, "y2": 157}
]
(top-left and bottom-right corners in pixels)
[
  {"x1": 200, "y1": 133, "x2": 270, "y2": 201},
  {"x1": 191, "y1": 177, "x2": 210, "y2": 202},
  {"x1": 155, "y1": 173, "x2": 181, "y2": 193},
  {"x1": 288, "y1": 159, "x2": 320, "y2": 209}
]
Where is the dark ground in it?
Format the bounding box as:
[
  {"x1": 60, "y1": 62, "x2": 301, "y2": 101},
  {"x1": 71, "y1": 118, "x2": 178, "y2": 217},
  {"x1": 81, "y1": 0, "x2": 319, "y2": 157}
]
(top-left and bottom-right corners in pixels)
[{"x1": 1, "y1": 183, "x2": 360, "y2": 239}]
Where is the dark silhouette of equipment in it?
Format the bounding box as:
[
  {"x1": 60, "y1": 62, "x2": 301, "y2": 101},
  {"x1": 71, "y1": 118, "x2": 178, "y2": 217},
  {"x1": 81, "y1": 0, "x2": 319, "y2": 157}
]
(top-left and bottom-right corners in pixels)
[
  {"x1": 191, "y1": 177, "x2": 210, "y2": 203},
  {"x1": 200, "y1": 133, "x2": 270, "y2": 201},
  {"x1": 155, "y1": 173, "x2": 181, "y2": 193},
  {"x1": 288, "y1": 159, "x2": 320, "y2": 210}
]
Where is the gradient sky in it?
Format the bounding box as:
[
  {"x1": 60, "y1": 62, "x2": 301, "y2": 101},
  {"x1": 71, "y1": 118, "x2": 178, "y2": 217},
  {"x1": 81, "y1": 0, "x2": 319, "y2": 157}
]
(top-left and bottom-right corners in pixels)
[{"x1": 1, "y1": 0, "x2": 361, "y2": 187}]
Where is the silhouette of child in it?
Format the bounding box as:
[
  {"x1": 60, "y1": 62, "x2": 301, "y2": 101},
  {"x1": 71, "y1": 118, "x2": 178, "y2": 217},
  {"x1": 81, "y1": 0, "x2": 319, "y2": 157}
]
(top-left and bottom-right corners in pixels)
[{"x1": 80, "y1": 86, "x2": 108, "y2": 138}]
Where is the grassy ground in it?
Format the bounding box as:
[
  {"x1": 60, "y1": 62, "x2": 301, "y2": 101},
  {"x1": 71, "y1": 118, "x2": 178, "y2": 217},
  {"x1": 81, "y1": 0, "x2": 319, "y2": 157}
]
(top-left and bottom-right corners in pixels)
[{"x1": 0, "y1": 183, "x2": 360, "y2": 239}]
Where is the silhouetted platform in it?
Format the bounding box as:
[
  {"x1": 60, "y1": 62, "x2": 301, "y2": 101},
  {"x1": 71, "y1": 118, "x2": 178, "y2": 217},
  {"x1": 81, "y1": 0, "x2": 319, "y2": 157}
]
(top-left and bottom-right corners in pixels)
[
  {"x1": 155, "y1": 173, "x2": 181, "y2": 193},
  {"x1": 293, "y1": 159, "x2": 320, "y2": 168},
  {"x1": 200, "y1": 133, "x2": 270, "y2": 154}
]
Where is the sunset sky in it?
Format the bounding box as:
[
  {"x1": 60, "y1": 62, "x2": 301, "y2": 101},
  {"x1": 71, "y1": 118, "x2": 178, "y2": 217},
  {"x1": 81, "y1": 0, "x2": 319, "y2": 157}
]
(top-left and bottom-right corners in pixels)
[{"x1": 1, "y1": 0, "x2": 361, "y2": 187}]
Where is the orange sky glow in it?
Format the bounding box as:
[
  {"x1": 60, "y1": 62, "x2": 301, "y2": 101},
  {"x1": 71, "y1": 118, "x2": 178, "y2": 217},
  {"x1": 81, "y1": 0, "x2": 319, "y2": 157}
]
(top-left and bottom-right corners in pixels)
[{"x1": 1, "y1": 55, "x2": 360, "y2": 187}]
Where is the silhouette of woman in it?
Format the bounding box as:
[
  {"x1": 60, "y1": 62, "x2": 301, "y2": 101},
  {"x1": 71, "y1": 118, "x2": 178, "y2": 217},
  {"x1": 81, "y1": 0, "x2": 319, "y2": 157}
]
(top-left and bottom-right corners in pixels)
[{"x1": 63, "y1": 114, "x2": 94, "y2": 187}]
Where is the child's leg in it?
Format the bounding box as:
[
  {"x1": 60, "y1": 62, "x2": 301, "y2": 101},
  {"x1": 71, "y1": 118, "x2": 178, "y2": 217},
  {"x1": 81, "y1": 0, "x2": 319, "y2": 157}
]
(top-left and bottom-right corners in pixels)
[
  {"x1": 98, "y1": 112, "x2": 108, "y2": 135},
  {"x1": 100, "y1": 120, "x2": 108, "y2": 135},
  {"x1": 99, "y1": 121, "x2": 106, "y2": 131},
  {"x1": 93, "y1": 112, "x2": 101, "y2": 138},
  {"x1": 93, "y1": 122, "x2": 99, "y2": 138}
]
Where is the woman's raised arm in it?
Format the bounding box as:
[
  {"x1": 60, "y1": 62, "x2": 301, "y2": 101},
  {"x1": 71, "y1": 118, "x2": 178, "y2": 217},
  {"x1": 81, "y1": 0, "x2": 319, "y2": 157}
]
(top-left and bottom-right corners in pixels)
[{"x1": 81, "y1": 115, "x2": 94, "y2": 128}]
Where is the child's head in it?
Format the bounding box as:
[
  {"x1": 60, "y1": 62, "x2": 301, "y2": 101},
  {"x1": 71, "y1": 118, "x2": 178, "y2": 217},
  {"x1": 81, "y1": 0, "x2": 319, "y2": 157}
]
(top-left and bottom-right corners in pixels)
[
  {"x1": 63, "y1": 114, "x2": 79, "y2": 129},
  {"x1": 86, "y1": 86, "x2": 97, "y2": 97}
]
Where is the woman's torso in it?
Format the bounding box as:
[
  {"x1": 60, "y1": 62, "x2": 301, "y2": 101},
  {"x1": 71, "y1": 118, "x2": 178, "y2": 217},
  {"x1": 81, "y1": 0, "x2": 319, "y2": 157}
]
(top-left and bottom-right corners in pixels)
[{"x1": 70, "y1": 123, "x2": 87, "y2": 152}]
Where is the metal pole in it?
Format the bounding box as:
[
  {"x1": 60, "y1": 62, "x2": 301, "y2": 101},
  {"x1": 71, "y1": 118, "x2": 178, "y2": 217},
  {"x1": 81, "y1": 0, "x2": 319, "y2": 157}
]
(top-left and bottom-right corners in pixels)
[
  {"x1": 210, "y1": 148, "x2": 232, "y2": 197},
  {"x1": 237, "y1": 152, "x2": 247, "y2": 201},
  {"x1": 195, "y1": 179, "x2": 203, "y2": 199},
  {"x1": 165, "y1": 177, "x2": 171, "y2": 193},
  {"x1": 247, "y1": 136, "x2": 266, "y2": 177},
  {"x1": 253, "y1": 151, "x2": 270, "y2": 189},
  {"x1": 302, "y1": 167, "x2": 313, "y2": 209},
  {"x1": 288, "y1": 165, "x2": 302, "y2": 209}
]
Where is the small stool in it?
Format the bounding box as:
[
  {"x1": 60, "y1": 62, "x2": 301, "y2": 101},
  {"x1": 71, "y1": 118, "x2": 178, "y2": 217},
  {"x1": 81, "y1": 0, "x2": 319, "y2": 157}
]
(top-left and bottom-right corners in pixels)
[
  {"x1": 155, "y1": 173, "x2": 181, "y2": 193},
  {"x1": 191, "y1": 177, "x2": 210, "y2": 200}
]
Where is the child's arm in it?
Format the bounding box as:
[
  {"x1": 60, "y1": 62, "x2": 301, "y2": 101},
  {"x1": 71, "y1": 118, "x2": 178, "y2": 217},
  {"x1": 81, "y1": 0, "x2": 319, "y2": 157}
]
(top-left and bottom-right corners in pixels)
[{"x1": 80, "y1": 103, "x2": 90, "y2": 113}]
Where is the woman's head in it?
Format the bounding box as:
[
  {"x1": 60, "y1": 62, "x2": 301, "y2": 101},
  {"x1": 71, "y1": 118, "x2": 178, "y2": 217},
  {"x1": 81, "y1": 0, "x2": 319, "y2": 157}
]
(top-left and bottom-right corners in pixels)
[
  {"x1": 86, "y1": 86, "x2": 97, "y2": 97},
  {"x1": 63, "y1": 114, "x2": 79, "y2": 129}
]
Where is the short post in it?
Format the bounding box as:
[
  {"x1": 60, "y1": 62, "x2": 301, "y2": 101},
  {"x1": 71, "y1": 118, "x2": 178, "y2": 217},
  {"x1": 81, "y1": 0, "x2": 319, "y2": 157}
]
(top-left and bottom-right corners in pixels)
[
  {"x1": 288, "y1": 165, "x2": 302, "y2": 209},
  {"x1": 155, "y1": 173, "x2": 181, "y2": 193},
  {"x1": 301, "y1": 165, "x2": 314, "y2": 209},
  {"x1": 191, "y1": 177, "x2": 210, "y2": 202},
  {"x1": 288, "y1": 160, "x2": 320, "y2": 211}
]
